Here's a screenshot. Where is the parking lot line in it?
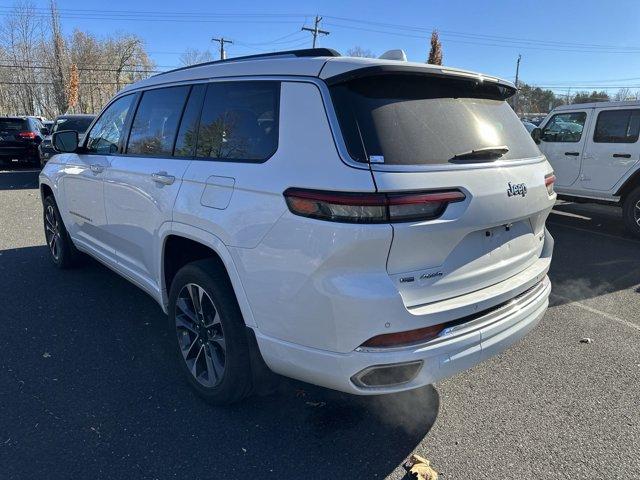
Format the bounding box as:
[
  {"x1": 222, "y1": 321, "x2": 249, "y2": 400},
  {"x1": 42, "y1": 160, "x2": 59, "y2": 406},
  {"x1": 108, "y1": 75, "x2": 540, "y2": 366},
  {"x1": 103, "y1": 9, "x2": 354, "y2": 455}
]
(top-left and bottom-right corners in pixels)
[
  {"x1": 547, "y1": 220, "x2": 640, "y2": 246},
  {"x1": 551, "y1": 293, "x2": 640, "y2": 333}
]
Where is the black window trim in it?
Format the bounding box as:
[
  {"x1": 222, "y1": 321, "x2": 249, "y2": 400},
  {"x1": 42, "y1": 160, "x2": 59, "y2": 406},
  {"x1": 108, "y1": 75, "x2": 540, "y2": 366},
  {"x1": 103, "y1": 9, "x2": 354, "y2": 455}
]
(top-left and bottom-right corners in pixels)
[
  {"x1": 592, "y1": 108, "x2": 640, "y2": 144},
  {"x1": 192, "y1": 80, "x2": 281, "y2": 164},
  {"x1": 541, "y1": 111, "x2": 588, "y2": 144},
  {"x1": 172, "y1": 84, "x2": 207, "y2": 159}
]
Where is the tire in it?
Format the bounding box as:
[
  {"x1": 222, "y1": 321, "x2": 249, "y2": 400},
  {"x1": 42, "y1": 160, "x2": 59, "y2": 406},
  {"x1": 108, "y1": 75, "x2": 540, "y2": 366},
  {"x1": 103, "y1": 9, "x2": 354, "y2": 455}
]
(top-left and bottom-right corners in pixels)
[
  {"x1": 168, "y1": 259, "x2": 253, "y2": 404},
  {"x1": 43, "y1": 196, "x2": 82, "y2": 268},
  {"x1": 622, "y1": 186, "x2": 640, "y2": 239}
]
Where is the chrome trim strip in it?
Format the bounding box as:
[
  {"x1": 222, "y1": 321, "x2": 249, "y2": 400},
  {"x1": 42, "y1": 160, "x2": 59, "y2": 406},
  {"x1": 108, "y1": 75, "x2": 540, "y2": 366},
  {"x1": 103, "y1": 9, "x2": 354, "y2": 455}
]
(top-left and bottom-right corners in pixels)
[{"x1": 358, "y1": 277, "x2": 550, "y2": 353}]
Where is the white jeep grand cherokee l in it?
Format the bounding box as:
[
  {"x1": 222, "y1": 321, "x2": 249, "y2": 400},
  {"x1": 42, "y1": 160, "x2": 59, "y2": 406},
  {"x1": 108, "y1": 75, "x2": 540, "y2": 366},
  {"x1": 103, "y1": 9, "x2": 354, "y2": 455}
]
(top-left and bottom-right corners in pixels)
[{"x1": 39, "y1": 48, "x2": 555, "y2": 404}]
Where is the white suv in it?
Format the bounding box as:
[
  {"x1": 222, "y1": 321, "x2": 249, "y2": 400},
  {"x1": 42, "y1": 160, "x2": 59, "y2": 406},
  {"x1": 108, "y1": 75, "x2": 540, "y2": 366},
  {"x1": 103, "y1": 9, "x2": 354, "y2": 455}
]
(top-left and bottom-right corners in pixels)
[
  {"x1": 39, "y1": 48, "x2": 555, "y2": 404},
  {"x1": 535, "y1": 101, "x2": 640, "y2": 236}
]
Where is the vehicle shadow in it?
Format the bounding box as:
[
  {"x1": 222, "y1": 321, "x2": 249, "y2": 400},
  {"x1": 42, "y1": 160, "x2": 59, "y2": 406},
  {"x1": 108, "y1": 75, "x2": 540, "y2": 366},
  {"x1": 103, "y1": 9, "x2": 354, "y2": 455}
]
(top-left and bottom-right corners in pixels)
[
  {"x1": 0, "y1": 166, "x2": 40, "y2": 190},
  {"x1": 0, "y1": 245, "x2": 438, "y2": 480},
  {"x1": 547, "y1": 202, "x2": 640, "y2": 306}
]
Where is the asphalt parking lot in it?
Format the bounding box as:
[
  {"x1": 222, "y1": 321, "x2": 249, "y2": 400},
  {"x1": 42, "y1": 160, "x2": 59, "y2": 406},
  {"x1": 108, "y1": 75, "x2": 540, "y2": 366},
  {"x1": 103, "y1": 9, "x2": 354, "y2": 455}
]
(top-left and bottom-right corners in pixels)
[{"x1": 1, "y1": 167, "x2": 638, "y2": 480}]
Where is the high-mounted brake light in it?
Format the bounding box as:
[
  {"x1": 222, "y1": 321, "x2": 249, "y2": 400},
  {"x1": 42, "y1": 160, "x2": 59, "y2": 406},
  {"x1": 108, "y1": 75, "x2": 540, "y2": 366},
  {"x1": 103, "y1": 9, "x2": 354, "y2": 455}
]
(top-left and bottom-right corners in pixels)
[
  {"x1": 18, "y1": 131, "x2": 37, "y2": 140},
  {"x1": 283, "y1": 188, "x2": 466, "y2": 224},
  {"x1": 545, "y1": 173, "x2": 556, "y2": 196}
]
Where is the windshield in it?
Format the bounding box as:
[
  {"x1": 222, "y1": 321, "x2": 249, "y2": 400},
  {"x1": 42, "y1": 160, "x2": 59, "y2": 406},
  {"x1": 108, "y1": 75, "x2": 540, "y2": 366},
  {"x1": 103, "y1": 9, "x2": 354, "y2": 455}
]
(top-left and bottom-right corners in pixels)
[
  {"x1": 330, "y1": 74, "x2": 541, "y2": 165},
  {"x1": 53, "y1": 117, "x2": 94, "y2": 134}
]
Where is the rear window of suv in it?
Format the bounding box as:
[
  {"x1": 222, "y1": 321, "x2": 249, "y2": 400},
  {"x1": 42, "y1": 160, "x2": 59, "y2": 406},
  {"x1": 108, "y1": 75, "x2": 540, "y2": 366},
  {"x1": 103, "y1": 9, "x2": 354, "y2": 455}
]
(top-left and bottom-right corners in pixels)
[
  {"x1": 0, "y1": 118, "x2": 27, "y2": 132},
  {"x1": 330, "y1": 74, "x2": 540, "y2": 165}
]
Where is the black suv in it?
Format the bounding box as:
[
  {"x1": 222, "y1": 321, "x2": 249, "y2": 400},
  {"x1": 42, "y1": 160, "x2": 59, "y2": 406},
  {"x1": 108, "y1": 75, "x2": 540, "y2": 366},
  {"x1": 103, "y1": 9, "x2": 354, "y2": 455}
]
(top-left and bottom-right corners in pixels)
[
  {"x1": 39, "y1": 114, "x2": 95, "y2": 166},
  {"x1": 0, "y1": 117, "x2": 46, "y2": 166}
]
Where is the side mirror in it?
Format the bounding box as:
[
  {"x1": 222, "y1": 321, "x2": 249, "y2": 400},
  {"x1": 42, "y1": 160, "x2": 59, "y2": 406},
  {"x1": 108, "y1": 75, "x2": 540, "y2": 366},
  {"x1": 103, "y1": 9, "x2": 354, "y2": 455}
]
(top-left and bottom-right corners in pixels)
[
  {"x1": 52, "y1": 130, "x2": 79, "y2": 153},
  {"x1": 531, "y1": 127, "x2": 541, "y2": 144}
]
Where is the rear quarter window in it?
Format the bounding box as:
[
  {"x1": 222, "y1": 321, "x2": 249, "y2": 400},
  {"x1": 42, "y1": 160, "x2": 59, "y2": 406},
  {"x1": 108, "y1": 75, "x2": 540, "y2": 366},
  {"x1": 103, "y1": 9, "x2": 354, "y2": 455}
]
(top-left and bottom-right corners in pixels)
[{"x1": 195, "y1": 81, "x2": 280, "y2": 162}]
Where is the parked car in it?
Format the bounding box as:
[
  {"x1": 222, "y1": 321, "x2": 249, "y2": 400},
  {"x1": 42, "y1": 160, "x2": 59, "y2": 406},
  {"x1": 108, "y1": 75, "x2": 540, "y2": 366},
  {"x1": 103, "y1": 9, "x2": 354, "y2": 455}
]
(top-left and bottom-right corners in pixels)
[
  {"x1": 534, "y1": 100, "x2": 640, "y2": 237},
  {"x1": 522, "y1": 120, "x2": 537, "y2": 133},
  {"x1": 39, "y1": 114, "x2": 95, "y2": 167},
  {"x1": 42, "y1": 120, "x2": 54, "y2": 135},
  {"x1": 0, "y1": 116, "x2": 46, "y2": 166},
  {"x1": 40, "y1": 48, "x2": 555, "y2": 404}
]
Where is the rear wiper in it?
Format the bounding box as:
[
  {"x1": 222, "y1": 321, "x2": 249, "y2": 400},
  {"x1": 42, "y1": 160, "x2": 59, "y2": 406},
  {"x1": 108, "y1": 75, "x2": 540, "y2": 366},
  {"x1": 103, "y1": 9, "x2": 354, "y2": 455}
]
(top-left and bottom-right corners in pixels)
[{"x1": 451, "y1": 145, "x2": 509, "y2": 162}]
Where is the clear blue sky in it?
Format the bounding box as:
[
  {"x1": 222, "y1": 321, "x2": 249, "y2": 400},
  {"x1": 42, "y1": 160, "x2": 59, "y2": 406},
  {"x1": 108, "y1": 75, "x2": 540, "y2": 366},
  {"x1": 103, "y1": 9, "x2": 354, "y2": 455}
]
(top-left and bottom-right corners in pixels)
[{"x1": 7, "y1": 0, "x2": 640, "y2": 95}]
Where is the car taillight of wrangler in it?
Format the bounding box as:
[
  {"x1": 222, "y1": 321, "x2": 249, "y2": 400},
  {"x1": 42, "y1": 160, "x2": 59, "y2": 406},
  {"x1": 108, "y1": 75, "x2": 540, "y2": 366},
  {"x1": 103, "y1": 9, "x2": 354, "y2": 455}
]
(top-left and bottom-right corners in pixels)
[
  {"x1": 283, "y1": 188, "x2": 466, "y2": 224},
  {"x1": 545, "y1": 173, "x2": 556, "y2": 196}
]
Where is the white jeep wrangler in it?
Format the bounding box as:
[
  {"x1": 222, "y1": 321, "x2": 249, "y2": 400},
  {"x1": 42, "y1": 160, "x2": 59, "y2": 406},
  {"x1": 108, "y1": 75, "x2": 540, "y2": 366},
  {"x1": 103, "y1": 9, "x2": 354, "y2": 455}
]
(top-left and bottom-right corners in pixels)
[{"x1": 535, "y1": 101, "x2": 640, "y2": 237}]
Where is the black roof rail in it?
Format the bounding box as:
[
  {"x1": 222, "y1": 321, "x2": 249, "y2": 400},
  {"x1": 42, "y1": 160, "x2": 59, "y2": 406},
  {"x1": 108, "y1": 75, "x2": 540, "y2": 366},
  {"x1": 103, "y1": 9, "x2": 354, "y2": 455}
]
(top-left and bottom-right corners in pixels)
[{"x1": 153, "y1": 48, "x2": 341, "y2": 78}]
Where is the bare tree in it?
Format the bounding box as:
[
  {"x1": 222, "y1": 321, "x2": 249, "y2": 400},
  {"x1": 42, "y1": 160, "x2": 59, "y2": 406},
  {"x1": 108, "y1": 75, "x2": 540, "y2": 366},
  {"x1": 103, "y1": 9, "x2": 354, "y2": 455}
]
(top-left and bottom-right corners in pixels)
[
  {"x1": 179, "y1": 48, "x2": 214, "y2": 66},
  {"x1": 49, "y1": 0, "x2": 68, "y2": 113},
  {"x1": 0, "y1": 1, "x2": 156, "y2": 116},
  {"x1": 346, "y1": 46, "x2": 375, "y2": 58},
  {"x1": 427, "y1": 30, "x2": 443, "y2": 65},
  {"x1": 0, "y1": 0, "x2": 45, "y2": 115},
  {"x1": 614, "y1": 88, "x2": 633, "y2": 102}
]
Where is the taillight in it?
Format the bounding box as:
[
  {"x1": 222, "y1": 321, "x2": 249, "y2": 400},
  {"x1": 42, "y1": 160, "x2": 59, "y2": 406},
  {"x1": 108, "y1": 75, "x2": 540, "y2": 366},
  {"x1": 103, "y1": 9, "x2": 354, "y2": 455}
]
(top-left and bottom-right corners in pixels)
[
  {"x1": 283, "y1": 188, "x2": 465, "y2": 224},
  {"x1": 17, "y1": 131, "x2": 37, "y2": 140},
  {"x1": 545, "y1": 173, "x2": 556, "y2": 196}
]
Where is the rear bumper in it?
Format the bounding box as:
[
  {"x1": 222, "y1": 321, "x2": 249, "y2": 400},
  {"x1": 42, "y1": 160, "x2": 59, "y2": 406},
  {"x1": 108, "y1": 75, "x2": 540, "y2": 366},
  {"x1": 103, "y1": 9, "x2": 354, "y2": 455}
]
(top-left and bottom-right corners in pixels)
[
  {"x1": 0, "y1": 145, "x2": 37, "y2": 161},
  {"x1": 255, "y1": 275, "x2": 550, "y2": 394}
]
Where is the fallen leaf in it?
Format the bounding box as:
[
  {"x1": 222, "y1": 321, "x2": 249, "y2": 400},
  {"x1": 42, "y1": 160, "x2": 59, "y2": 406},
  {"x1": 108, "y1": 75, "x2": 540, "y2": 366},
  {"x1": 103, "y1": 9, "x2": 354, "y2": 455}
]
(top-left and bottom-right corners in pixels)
[
  {"x1": 406, "y1": 454, "x2": 438, "y2": 480},
  {"x1": 42, "y1": 352, "x2": 51, "y2": 358}
]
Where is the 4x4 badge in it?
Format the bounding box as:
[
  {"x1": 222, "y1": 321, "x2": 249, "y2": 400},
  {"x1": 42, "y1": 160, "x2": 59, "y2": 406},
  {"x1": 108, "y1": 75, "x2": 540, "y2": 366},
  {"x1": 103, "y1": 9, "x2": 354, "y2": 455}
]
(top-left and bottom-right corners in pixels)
[{"x1": 507, "y1": 182, "x2": 527, "y2": 197}]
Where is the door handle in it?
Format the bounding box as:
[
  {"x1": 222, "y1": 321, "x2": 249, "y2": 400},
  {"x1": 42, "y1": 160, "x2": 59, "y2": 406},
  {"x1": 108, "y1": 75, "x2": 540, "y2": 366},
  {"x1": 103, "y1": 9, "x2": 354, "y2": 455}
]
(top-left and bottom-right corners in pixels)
[
  {"x1": 564, "y1": 152, "x2": 580, "y2": 156},
  {"x1": 90, "y1": 164, "x2": 105, "y2": 174},
  {"x1": 151, "y1": 172, "x2": 175, "y2": 185},
  {"x1": 613, "y1": 153, "x2": 632, "y2": 158}
]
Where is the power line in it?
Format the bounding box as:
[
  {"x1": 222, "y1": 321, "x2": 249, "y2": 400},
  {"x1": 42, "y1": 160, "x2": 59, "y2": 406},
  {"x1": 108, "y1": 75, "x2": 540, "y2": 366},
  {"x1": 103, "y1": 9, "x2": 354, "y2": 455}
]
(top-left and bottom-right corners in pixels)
[
  {"x1": 2, "y1": 6, "x2": 637, "y2": 52},
  {"x1": 323, "y1": 21, "x2": 640, "y2": 54},
  {"x1": 321, "y1": 15, "x2": 640, "y2": 52},
  {"x1": 301, "y1": 15, "x2": 330, "y2": 48},
  {"x1": 0, "y1": 63, "x2": 161, "y2": 73}
]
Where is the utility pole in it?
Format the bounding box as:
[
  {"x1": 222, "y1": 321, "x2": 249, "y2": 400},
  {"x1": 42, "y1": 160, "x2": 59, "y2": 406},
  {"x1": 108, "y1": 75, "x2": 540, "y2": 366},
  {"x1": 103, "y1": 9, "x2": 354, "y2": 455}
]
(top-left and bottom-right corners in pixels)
[
  {"x1": 212, "y1": 37, "x2": 233, "y2": 60},
  {"x1": 302, "y1": 15, "x2": 330, "y2": 48},
  {"x1": 514, "y1": 54, "x2": 522, "y2": 114}
]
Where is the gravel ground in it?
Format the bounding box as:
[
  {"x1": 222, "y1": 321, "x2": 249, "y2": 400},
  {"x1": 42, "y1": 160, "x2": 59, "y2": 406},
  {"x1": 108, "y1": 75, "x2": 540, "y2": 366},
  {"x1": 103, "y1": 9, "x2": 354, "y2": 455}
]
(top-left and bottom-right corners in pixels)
[{"x1": 1, "y1": 167, "x2": 638, "y2": 479}]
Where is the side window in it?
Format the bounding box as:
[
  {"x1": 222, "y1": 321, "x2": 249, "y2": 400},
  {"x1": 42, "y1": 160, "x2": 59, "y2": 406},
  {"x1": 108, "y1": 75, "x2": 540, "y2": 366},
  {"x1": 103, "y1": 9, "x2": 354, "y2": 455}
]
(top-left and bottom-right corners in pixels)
[
  {"x1": 86, "y1": 95, "x2": 135, "y2": 154},
  {"x1": 127, "y1": 86, "x2": 190, "y2": 156},
  {"x1": 195, "y1": 81, "x2": 279, "y2": 162},
  {"x1": 541, "y1": 112, "x2": 587, "y2": 143},
  {"x1": 593, "y1": 109, "x2": 640, "y2": 144},
  {"x1": 174, "y1": 84, "x2": 206, "y2": 158}
]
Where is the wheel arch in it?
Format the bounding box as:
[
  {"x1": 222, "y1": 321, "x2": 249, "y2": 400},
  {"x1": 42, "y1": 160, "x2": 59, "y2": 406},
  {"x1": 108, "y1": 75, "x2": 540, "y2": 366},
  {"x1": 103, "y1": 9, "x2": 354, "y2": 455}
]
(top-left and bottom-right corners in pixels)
[
  {"x1": 159, "y1": 223, "x2": 256, "y2": 327},
  {"x1": 615, "y1": 168, "x2": 640, "y2": 200},
  {"x1": 40, "y1": 182, "x2": 54, "y2": 201}
]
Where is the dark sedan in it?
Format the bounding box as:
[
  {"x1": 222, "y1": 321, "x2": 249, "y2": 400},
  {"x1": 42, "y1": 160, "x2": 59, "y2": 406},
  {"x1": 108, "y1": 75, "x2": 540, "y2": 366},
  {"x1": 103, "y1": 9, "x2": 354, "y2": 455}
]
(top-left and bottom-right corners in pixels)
[
  {"x1": 39, "y1": 114, "x2": 95, "y2": 166},
  {"x1": 0, "y1": 117, "x2": 46, "y2": 166}
]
